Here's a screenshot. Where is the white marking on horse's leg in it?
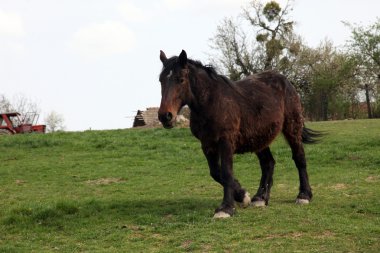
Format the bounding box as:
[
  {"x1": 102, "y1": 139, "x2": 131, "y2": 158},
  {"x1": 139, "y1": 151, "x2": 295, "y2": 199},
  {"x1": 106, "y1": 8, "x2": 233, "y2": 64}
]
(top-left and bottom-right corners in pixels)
[
  {"x1": 295, "y1": 198, "x2": 310, "y2": 204},
  {"x1": 213, "y1": 211, "x2": 231, "y2": 219},
  {"x1": 239, "y1": 192, "x2": 251, "y2": 208},
  {"x1": 251, "y1": 200, "x2": 266, "y2": 207}
]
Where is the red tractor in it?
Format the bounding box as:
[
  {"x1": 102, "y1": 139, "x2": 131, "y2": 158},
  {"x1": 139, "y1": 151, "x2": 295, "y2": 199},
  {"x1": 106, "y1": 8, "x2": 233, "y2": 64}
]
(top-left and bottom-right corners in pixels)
[{"x1": 0, "y1": 112, "x2": 46, "y2": 135}]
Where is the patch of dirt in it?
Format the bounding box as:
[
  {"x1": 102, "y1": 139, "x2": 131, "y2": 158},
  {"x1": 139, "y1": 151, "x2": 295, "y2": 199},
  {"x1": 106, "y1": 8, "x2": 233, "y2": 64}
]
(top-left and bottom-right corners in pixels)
[
  {"x1": 365, "y1": 176, "x2": 379, "y2": 182},
  {"x1": 260, "y1": 232, "x2": 300, "y2": 241},
  {"x1": 151, "y1": 233, "x2": 164, "y2": 239},
  {"x1": 348, "y1": 155, "x2": 361, "y2": 160},
  {"x1": 330, "y1": 183, "x2": 348, "y2": 190},
  {"x1": 85, "y1": 177, "x2": 127, "y2": 185},
  {"x1": 181, "y1": 240, "x2": 193, "y2": 249},
  {"x1": 163, "y1": 214, "x2": 174, "y2": 221},
  {"x1": 257, "y1": 230, "x2": 335, "y2": 241},
  {"x1": 130, "y1": 232, "x2": 144, "y2": 239},
  {"x1": 201, "y1": 244, "x2": 212, "y2": 252},
  {"x1": 263, "y1": 232, "x2": 303, "y2": 240},
  {"x1": 15, "y1": 179, "x2": 26, "y2": 185},
  {"x1": 315, "y1": 230, "x2": 335, "y2": 238}
]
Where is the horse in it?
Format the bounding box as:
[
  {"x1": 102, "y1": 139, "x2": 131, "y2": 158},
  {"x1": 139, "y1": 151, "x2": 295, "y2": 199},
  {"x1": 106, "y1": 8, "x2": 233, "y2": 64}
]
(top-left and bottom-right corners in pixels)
[{"x1": 158, "y1": 50, "x2": 321, "y2": 218}]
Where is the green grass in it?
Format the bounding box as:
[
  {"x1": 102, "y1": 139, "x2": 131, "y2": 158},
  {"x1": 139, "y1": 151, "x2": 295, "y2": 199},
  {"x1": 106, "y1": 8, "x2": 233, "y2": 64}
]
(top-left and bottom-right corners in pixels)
[{"x1": 0, "y1": 119, "x2": 379, "y2": 252}]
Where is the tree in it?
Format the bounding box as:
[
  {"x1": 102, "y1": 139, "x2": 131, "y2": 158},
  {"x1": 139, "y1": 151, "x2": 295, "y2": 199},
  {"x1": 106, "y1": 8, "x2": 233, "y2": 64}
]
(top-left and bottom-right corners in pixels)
[
  {"x1": 210, "y1": 0, "x2": 371, "y2": 121},
  {"x1": 243, "y1": 0, "x2": 297, "y2": 70},
  {"x1": 0, "y1": 93, "x2": 40, "y2": 115},
  {"x1": 0, "y1": 95, "x2": 13, "y2": 113},
  {"x1": 44, "y1": 111, "x2": 65, "y2": 133},
  {"x1": 210, "y1": 18, "x2": 263, "y2": 80},
  {"x1": 210, "y1": 0, "x2": 301, "y2": 80},
  {"x1": 344, "y1": 18, "x2": 380, "y2": 118},
  {"x1": 291, "y1": 41, "x2": 357, "y2": 120}
]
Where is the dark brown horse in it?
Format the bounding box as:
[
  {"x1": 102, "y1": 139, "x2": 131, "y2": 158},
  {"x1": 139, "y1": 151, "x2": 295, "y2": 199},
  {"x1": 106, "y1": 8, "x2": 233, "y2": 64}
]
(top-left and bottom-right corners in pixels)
[{"x1": 158, "y1": 50, "x2": 321, "y2": 218}]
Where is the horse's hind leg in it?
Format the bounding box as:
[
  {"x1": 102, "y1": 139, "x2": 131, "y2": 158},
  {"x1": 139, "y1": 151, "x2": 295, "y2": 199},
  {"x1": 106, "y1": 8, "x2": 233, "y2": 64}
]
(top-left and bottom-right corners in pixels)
[
  {"x1": 283, "y1": 129, "x2": 313, "y2": 204},
  {"x1": 252, "y1": 147, "x2": 275, "y2": 206}
]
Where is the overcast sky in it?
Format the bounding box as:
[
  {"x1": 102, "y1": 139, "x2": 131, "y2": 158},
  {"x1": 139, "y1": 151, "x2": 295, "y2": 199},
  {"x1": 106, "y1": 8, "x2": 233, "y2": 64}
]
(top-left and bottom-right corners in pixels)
[{"x1": 1, "y1": 0, "x2": 379, "y2": 131}]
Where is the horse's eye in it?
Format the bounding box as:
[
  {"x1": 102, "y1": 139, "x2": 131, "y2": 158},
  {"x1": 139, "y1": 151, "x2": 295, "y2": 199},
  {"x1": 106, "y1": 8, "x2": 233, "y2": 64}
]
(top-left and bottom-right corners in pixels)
[{"x1": 180, "y1": 78, "x2": 185, "y2": 84}]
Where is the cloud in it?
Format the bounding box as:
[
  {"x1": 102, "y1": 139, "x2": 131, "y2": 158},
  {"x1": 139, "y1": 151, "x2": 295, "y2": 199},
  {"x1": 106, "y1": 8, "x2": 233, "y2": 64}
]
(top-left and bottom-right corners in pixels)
[
  {"x1": 68, "y1": 21, "x2": 136, "y2": 58},
  {"x1": 0, "y1": 9, "x2": 25, "y2": 37},
  {"x1": 118, "y1": 1, "x2": 148, "y2": 22}
]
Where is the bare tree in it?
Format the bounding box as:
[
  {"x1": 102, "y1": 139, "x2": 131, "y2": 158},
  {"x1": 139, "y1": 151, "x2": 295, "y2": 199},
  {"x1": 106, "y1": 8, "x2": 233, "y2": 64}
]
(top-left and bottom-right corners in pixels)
[
  {"x1": 0, "y1": 93, "x2": 40, "y2": 115},
  {"x1": 0, "y1": 94, "x2": 13, "y2": 113},
  {"x1": 210, "y1": 0, "x2": 300, "y2": 81},
  {"x1": 210, "y1": 18, "x2": 263, "y2": 80}
]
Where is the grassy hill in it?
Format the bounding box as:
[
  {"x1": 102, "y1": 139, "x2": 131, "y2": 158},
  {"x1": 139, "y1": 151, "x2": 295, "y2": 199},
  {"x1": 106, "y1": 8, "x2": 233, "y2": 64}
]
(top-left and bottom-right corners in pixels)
[{"x1": 0, "y1": 119, "x2": 379, "y2": 252}]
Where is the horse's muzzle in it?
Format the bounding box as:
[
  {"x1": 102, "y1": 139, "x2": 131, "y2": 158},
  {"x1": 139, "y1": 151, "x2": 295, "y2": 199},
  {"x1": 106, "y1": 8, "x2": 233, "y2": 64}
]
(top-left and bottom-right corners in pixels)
[{"x1": 158, "y1": 112, "x2": 175, "y2": 129}]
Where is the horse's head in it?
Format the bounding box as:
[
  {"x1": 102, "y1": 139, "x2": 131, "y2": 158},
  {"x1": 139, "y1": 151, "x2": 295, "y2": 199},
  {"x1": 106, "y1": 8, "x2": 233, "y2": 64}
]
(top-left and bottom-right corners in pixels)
[{"x1": 158, "y1": 50, "x2": 191, "y2": 129}]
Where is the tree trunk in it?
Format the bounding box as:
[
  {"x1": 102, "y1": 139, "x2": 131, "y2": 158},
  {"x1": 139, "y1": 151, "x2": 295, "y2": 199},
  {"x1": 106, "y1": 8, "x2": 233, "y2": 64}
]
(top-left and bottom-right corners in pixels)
[
  {"x1": 321, "y1": 92, "x2": 329, "y2": 121},
  {"x1": 364, "y1": 84, "x2": 372, "y2": 119}
]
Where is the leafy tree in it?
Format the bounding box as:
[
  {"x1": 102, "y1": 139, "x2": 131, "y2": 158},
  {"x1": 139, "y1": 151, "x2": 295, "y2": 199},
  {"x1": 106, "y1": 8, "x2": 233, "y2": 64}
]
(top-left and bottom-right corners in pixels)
[
  {"x1": 293, "y1": 41, "x2": 357, "y2": 120},
  {"x1": 243, "y1": 0, "x2": 297, "y2": 70},
  {"x1": 210, "y1": 0, "x2": 370, "y2": 121},
  {"x1": 344, "y1": 18, "x2": 380, "y2": 118}
]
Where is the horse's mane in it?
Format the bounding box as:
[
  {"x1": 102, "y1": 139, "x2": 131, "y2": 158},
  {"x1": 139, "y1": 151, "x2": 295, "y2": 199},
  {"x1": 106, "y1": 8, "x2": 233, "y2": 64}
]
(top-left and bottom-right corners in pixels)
[{"x1": 160, "y1": 56, "x2": 233, "y2": 85}]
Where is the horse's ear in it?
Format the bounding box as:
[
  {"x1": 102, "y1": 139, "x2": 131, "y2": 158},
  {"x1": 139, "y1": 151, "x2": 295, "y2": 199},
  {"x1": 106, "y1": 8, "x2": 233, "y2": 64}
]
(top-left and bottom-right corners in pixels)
[
  {"x1": 160, "y1": 50, "x2": 167, "y2": 63},
  {"x1": 178, "y1": 50, "x2": 187, "y2": 67}
]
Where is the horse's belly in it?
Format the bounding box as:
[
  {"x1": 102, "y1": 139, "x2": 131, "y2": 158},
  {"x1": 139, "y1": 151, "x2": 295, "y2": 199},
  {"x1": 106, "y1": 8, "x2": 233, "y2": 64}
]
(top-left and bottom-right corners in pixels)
[
  {"x1": 235, "y1": 141, "x2": 257, "y2": 154},
  {"x1": 235, "y1": 121, "x2": 282, "y2": 153},
  {"x1": 235, "y1": 137, "x2": 269, "y2": 153}
]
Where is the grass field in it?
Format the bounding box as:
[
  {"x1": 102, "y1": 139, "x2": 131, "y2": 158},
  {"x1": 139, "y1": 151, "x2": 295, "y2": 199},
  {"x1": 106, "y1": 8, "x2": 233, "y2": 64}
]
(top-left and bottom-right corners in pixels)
[{"x1": 0, "y1": 119, "x2": 379, "y2": 252}]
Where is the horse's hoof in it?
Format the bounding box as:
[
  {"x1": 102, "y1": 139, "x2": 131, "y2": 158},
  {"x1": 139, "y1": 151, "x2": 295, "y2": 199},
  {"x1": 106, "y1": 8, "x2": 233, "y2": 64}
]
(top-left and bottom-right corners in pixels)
[
  {"x1": 239, "y1": 192, "x2": 251, "y2": 208},
  {"x1": 213, "y1": 211, "x2": 231, "y2": 219},
  {"x1": 251, "y1": 200, "x2": 266, "y2": 207},
  {"x1": 295, "y1": 198, "x2": 310, "y2": 205}
]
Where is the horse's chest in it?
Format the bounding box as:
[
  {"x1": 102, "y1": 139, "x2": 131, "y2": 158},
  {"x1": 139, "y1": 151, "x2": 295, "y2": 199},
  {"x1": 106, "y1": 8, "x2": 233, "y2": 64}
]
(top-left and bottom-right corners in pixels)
[{"x1": 190, "y1": 117, "x2": 218, "y2": 141}]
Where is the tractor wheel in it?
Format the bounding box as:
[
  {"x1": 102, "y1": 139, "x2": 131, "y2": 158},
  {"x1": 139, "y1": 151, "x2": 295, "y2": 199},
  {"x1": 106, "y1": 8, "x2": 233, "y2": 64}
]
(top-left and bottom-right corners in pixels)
[{"x1": 0, "y1": 129, "x2": 12, "y2": 135}]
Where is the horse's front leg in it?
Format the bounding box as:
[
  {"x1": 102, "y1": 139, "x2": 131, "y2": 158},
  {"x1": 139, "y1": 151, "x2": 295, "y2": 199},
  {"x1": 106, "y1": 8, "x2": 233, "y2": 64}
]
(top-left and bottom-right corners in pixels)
[
  {"x1": 213, "y1": 139, "x2": 241, "y2": 218},
  {"x1": 203, "y1": 147, "x2": 250, "y2": 213}
]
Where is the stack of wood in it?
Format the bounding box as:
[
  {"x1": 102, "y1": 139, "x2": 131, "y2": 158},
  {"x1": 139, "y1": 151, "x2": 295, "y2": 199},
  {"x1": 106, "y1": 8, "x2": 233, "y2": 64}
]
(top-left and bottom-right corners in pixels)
[
  {"x1": 133, "y1": 106, "x2": 190, "y2": 128},
  {"x1": 133, "y1": 107, "x2": 161, "y2": 127}
]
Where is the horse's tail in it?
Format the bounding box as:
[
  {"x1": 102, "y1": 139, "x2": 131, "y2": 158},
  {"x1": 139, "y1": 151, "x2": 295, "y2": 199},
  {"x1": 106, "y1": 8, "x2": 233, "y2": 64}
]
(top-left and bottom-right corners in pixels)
[{"x1": 302, "y1": 127, "x2": 324, "y2": 144}]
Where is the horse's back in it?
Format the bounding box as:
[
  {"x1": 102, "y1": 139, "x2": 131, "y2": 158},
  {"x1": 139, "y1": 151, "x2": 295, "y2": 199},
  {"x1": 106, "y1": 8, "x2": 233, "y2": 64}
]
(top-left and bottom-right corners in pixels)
[
  {"x1": 237, "y1": 71, "x2": 301, "y2": 111},
  {"x1": 237, "y1": 71, "x2": 295, "y2": 95},
  {"x1": 232, "y1": 71, "x2": 304, "y2": 152},
  {"x1": 246, "y1": 71, "x2": 304, "y2": 139}
]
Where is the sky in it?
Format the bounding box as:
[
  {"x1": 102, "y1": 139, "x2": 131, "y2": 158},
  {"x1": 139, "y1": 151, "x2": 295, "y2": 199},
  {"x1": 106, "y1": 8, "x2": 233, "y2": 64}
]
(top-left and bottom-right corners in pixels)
[{"x1": 1, "y1": 0, "x2": 379, "y2": 131}]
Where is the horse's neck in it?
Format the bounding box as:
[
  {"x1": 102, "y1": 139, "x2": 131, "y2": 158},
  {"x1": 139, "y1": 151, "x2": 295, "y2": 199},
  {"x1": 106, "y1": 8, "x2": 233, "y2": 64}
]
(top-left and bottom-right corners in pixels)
[{"x1": 188, "y1": 70, "x2": 215, "y2": 112}]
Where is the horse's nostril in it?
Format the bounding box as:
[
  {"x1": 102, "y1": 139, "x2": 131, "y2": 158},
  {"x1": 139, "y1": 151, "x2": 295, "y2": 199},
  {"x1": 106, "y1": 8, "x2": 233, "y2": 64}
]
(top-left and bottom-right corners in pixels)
[
  {"x1": 158, "y1": 112, "x2": 173, "y2": 123},
  {"x1": 166, "y1": 112, "x2": 173, "y2": 121}
]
